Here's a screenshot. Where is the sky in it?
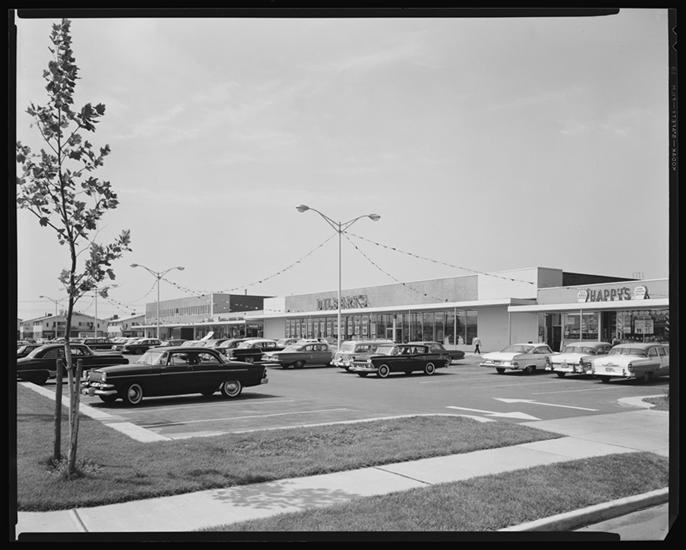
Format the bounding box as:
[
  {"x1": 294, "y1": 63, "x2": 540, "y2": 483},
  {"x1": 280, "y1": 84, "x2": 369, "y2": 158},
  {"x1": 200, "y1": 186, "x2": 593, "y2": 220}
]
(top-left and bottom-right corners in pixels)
[{"x1": 14, "y1": 9, "x2": 671, "y2": 322}]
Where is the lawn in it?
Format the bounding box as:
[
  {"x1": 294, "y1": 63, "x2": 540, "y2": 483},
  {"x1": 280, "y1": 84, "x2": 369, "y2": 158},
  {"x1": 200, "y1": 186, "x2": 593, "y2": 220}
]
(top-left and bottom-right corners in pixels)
[
  {"x1": 213, "y1": 452, "x2": 669, "y2": 532},
  {"x1": 15, "y1": 384, "x2": 561, "y2": 511}
]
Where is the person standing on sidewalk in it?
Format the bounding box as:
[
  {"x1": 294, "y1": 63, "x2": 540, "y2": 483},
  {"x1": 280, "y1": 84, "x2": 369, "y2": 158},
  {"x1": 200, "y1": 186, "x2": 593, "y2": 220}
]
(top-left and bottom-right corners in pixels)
[{"x1": 473, "y1": 336, "x2": 481, "y2": 354}]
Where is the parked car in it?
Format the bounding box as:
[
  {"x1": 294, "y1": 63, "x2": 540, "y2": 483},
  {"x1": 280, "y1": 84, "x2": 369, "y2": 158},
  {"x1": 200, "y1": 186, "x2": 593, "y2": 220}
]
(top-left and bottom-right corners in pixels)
[
  {"x1": 17, "y1": 343, "x2": 43, "y2": 358},
  {"x1": 407, "y1": 341, "x2": 465, "y2": 364},
  {"x1": 215, "y1": 338, "x2": 251, "y2": 355},
  {"x1": 263, "y1": 341, "x2": 333, "y2": 369},
  {"x1": 332, "y1": 339, "x2": 394, "y2": 371},
  {"x1": 545, "y1": 341, "x2": 612, "y2": 377},
  {"x1": 80, "y1": 337, "x2": 114, "y2": 350},
  {"x1": 350, "y1": 343, "x2": 449, "y2": 378},
  {"x1": 480, "y1": 343, "x2": 554, "y2": 374},
  {"x1": 158, "y1": 339, "x2": 187, "y2": 347},
  {"x1": 111, "y1": 337, "x2": 141, "y2": 351},
  {"x1": 120, "y1": 338, "x2": 162, "y2": 354},
  {"x1": 17, "y1": 343, "x2": 129, "y2": 386},
  {"x1": 590, "y1": 343, "x2": 670, "y2": 383},
  {"x1": 275, "y1": 338, "x2": 299, "y2": 348},
  {"x1": 81, "y1": 346, "x2": 268, "y2": 405},
  {"x1": 226, "y1": 339, "x2": 283, "y2": 363}
]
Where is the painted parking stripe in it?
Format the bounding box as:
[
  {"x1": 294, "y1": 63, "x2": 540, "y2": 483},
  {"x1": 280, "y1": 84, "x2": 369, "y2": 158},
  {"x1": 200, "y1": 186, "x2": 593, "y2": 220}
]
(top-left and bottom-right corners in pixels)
[
  {"x1": 113, "y1": 398, "x2": 296, "y2": 415},
  {"x1": 141, "y1": 408, "x2": 351, "y2": 428}
]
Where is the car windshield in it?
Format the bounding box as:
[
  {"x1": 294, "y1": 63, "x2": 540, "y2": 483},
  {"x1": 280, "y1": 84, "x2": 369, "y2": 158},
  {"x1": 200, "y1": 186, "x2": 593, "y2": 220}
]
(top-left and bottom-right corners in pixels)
[
  {"x1": 374, "y1": 345, "x2": 398, "y2": 356},
  {"x1": 340, "y1": 342, "x2": 356, "y2": 352},
  {"x1": 135, "y1": 349, "x2": 166, "y2": 365},
  {"x1": 563, "y1": 345, "x2": 597, "y2": 354},
  {"x1": 608, "y1": 346, "x2": 647, "y2": 357},
  {"x1": 502, "y1": 345, "x2": 534, "y2": 353},
  {"x1": 282, "y1": 345, "x2": 304, "y2": 352},
  {"x1": 237, "y1": 341, "x2": 257, "y2": 349}
]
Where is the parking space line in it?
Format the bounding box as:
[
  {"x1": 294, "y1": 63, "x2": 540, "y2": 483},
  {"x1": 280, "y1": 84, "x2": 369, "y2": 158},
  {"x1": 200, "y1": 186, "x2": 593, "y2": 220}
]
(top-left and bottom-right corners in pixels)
[
  {"x1": 141, "y1": 408, "x2": 351, "y2": 428},
  {"x1": 531, "y1": 387, "x2": 623, "y2": 395},
  {"x1": 113, "y1": 399, "x2": 296, "y2": 415}
]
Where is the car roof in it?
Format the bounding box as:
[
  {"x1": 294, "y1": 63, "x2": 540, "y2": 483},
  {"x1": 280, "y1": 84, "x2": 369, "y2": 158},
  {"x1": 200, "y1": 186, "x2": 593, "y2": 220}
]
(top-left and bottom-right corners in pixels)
[
  {"x1": 145, "y1": 346, "x2": 220, "y2": 353},
  {"x1": 564, "y1": 341, "x2": 611, "y2": 346},
  {"x1": 613, "y1": 342, "x2": 662, "y2": 349}
]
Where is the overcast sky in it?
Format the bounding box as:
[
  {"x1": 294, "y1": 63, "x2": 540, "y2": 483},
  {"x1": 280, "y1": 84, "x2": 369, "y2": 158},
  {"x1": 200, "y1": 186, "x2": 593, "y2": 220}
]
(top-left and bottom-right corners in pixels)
[{"x1": 14, "y1": 10, "x2": 670, "y2": 321}]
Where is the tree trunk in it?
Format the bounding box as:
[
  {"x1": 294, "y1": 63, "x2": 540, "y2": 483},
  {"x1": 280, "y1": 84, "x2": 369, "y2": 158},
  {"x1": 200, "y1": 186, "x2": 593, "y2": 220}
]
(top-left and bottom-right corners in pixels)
[
  {"x1": 68, "y1": 358, "x2": 83, "y2": 477},
  {"x1": 53, "y1": 358, "x2": 63, "y2": 461}
]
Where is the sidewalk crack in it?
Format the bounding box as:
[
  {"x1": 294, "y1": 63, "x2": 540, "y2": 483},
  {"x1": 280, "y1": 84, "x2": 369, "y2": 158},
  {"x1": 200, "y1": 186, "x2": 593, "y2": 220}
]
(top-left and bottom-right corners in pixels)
[
  {"x1": 71, "y1": 509, "x2": 88, "y2": 532},
  {"x1": 373, "y1": 466, "x2": 432, "y2": 486}
]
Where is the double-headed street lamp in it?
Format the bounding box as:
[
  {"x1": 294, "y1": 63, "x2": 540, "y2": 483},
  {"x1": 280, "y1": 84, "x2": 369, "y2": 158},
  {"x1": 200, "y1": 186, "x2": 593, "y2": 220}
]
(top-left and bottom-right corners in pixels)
[
  {"x1": 39, "y1": 295, "x2": 62, "y2": 317},
  {"x1": 130, "y1": 263, "x2": 185, "y2": 339},
  {"x1": 296, "y1": 205, "x2": 380, "y2": 351}
]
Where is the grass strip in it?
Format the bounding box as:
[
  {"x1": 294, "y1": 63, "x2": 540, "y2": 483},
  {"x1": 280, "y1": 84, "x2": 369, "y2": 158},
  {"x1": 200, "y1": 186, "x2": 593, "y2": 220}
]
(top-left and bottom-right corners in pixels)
[
  {"x1": 212, "y1": 452, "x2": 668, "y2": 532},
  {"x1": 16, "y1": 384, "x2": 560, "y2": 511}
]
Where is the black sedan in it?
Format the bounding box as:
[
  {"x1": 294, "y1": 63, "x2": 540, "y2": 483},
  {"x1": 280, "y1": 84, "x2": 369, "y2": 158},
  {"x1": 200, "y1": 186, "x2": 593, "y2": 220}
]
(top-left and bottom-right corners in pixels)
[
  {"x1": 81, "y1": 346, "x2": 269, "y2": 405},
  {"x1": 16, "y1": 343, "x2": 129, "y2": 386},
  {"x1": 17, "y1": 343, "x2": 42, "y2": 359},
  {"x1": 350, "y1": 343, "x2": 449, "y2": 378},
  {"x1": 121, "y1": 338, "x2": 162, "y2": 354}
]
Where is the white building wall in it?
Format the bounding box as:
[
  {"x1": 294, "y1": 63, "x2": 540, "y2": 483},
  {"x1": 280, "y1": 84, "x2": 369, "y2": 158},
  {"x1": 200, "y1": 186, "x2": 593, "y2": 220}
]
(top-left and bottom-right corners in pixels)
[
  {"x1": 477, "y1": 268, "x2": 538, "y2": 300},
  {"x1": 263, "y1": 297, "x2": 286, "y2": 314},
  {"x1": 477, "y1": 306, "x2": 511, "y2": 352},
  {"x1": 263, "y1": 318, "x2": 285, "y2": 339},
  {"x1": 510, "y1": 312, "x2": 540, "y2": 345}
]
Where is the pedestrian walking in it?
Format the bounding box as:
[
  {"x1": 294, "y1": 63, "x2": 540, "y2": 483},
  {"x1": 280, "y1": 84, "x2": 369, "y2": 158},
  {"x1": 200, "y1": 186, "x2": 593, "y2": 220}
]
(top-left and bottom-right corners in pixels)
[{"x1": 473, "y1": 336, "x2": 481, "y2": 354}]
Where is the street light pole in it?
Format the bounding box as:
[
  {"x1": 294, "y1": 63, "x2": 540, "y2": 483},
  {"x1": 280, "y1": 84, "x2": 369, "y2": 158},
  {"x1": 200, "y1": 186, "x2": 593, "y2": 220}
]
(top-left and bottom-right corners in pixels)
[
  {"x1": 296, "y1": 205, "x2": 380, "y2": 352},
  {"x1": 130, "y1": 264, "x2": 185, "y2": 340},
  {"x1": 39, "y1": 295, "x2": 61, "y2": 317},
  {"x1": 94, "y1": 284, "x2": 118, "y2": 337}
]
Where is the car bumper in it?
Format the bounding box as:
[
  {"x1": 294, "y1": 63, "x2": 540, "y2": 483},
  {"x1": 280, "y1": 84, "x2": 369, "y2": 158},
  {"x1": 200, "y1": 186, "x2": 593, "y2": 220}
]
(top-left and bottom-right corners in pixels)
[
  {"x1": 480, "y1": 362, "x2": 519, "y2": 370},
  {"x1": 592, "y1": 367, "x2": 633, "y2": 379},
  {"x1": 81, "y1": 382, "x2": 118, "y2": 397},
  {"x1": 547, "y1": 363, "x2": 588, "y2": 374},
  {"x1": 350, "y1": 364, "x2": 377, "y2": 373}
]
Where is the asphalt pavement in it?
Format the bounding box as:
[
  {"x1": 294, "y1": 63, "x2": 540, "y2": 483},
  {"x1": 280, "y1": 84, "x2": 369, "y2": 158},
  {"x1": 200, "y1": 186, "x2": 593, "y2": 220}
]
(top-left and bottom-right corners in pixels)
[{"x1": 13, "y1": 385, "x2": 671, "y2": 540}]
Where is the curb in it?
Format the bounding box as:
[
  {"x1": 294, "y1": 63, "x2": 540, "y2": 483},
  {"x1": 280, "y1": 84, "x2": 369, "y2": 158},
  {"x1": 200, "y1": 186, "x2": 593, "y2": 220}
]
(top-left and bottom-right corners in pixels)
[{"x1": 499, "y1": 487, "x2": 669, "y2": 532}]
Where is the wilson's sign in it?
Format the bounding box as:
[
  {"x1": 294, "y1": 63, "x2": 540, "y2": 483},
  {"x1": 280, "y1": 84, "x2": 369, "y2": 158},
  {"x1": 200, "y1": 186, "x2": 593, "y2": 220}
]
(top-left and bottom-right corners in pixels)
[{"x1": 317, "y1": 295, "x2": 369, "y2": 310}]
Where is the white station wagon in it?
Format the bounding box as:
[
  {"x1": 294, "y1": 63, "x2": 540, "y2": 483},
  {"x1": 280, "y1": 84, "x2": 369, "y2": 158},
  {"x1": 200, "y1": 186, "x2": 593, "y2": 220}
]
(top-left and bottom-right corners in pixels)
[
  {"x1": 546, "y1": 341, "x2": 613, "y2": 378},
  {"x1": 591, "y1": 343, "x2": 670, "y2": 383},
  {"x1": 480, "y1": 343, "x2": 554, "y2": 375}
]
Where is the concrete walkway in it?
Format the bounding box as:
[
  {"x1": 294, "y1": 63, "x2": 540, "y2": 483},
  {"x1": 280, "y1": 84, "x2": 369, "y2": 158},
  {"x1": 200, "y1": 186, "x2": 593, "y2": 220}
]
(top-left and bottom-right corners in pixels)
[{"x1": 14, "y1": 406, "x2": 669, "y2": 536}]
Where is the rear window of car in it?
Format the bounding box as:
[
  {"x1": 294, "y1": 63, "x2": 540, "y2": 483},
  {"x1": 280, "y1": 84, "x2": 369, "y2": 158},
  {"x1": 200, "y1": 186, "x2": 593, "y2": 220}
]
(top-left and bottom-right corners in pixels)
[{"x1": 608, "y1": 346, "x2": 647, "y2": 357}]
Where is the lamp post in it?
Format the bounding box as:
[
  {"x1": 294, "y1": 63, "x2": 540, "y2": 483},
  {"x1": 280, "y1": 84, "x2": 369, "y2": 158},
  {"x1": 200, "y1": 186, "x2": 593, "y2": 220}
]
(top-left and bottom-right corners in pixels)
[
  {"x1": 296, "y1": 205, "x2": 380, "y2": 352},
  {"x1": 39, "y1": 295, "x2": 62, "y2": 317},
  {"x1": 130, "y1": 263, "x2": 185, "y2": 339}
]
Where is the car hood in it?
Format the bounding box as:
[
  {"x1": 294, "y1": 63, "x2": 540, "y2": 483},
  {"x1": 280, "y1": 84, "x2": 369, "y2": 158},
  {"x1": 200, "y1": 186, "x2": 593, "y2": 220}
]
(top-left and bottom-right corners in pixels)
[
  {"x1": 91, "y1": 363, "x2": 155, "y2": 374},
  {"x1": 481, "y1": 352, "x2": 519, "y2": 361}
]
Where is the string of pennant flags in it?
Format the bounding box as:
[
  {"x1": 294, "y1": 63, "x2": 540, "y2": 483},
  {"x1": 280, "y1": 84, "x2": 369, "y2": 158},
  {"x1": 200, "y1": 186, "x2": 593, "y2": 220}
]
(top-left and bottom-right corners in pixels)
[
  {"x1": 346, "y1": 231, "x2": 537, "y2": 286},
  {"x1": 342, "y1": 232, "x2": 450, "y2": 304}
]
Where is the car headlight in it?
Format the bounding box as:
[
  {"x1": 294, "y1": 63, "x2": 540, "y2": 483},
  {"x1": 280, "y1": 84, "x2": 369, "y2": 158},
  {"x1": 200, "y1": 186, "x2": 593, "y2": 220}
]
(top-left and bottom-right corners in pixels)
[
  {"x1": 627, "y1": 363, "x2": 633, "y2": 372},
  {"x1": 511, "y1": 361, "x2": 519, "y2": 367}
]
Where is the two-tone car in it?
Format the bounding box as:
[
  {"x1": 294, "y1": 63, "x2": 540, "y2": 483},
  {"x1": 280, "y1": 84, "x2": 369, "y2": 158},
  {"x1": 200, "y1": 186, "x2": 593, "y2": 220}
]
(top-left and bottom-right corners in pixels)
[
  {"x1": 81, "y1": 346, "x2": 268, "y2": 405},
  {"x1": 480, "y1": 343, "x2": 554, "y2": 375},
  {"x1": 331, "y1": 339, "x2": 394, "y2": 371},
  {"x1": 350, "y1": 343, "x2": 449, "y2": 378},
  {"x1": 17, "y1": 343, "x2": 129, "y2": 385},
  {"x1": 262, "y1": 341, "x2": 333, "y2": 369},
  {"x1": 590, "y1": 343, "x2": 669, "y2": 383},
  {"x1": 226, "y1": 339, "x2": 283, "y2": 363},
  {"x1": 545, "y1": 341, "x2": 613, "y2": 378}
]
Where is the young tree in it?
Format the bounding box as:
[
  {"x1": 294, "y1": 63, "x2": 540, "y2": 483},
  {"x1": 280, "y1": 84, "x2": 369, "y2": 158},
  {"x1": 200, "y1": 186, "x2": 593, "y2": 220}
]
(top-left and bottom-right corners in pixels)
[{"x1": 16, "y1": 18, "x2": 132, "y2": 477}]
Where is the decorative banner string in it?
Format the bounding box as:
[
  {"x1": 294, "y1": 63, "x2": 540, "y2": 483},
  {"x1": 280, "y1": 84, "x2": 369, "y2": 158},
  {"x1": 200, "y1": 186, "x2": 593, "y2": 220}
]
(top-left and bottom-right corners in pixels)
[
  {"x1": 160, "y1": 234, "x2": 337, "y2": 297},
  {"x1": 343, "y1": 233, "x2": 450, "y2": 304},
  {"x1": 347, "y1": 232, "x2": 536, "y2": 286}
]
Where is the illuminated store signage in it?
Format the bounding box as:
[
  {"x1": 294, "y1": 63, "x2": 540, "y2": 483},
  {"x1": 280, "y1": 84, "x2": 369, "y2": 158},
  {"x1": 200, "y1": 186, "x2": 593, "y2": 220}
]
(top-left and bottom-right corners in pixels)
[
  {"x1": 576, "y1": 286, "x2": 650, "y2": 303},
  {"x1": 317, "y1": 294, "x2": 369, "y2": 310}
]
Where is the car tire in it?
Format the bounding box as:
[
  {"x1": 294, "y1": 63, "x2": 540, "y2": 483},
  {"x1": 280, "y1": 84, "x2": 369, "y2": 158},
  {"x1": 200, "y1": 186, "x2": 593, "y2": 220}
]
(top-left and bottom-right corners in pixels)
[
  {"x1": 124, "y1": 383, "x2": 144, "y2": 406},
  {"x1": 496, "y1": 368, "x2": 505, "y2": 374},
  {"x1": 99, "y1": 394, "x2": 117, "y2": 404},
  {"x1": 524, "y1": 365, "x2": 535, "y2": 375},
  {"x1": 556, "y1": 372, "x2": 566, "y2": 378},
  {"x1": 377, "y1": 364, "x2": 390, "y2": 378},
  {"x1": 424, "y1": 362, "x2": 436, "y2": 376},
  {"x1": 294, "y1": 360, "x2": 304, "y2": 369},
  {"x1": 221, "y1": 379, "x2": 242, "y2": 398}
]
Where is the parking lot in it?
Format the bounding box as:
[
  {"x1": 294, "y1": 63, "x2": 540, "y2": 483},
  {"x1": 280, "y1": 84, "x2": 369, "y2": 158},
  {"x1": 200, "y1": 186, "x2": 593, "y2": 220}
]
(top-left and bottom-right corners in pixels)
[{"x1": 43, "y1": 356, "x2": 669, "y2": 441}]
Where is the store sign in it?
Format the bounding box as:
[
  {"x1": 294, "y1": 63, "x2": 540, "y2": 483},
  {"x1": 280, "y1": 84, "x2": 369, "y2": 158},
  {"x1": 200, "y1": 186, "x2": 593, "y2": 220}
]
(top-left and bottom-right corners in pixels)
[
  {"x1": 577, "y1": 286, "x2": 650, "y2": 303},
  {"x1": 317, "y1": 294, "x2": 369, "y2": 310}
]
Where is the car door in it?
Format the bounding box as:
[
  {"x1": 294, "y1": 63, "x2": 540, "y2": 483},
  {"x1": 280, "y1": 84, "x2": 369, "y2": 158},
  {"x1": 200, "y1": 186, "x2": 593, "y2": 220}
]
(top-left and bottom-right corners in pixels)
[
  {"x1": 193, "y1": 351, "x2": 230, "y2": 389},
  {"x1": 533, "y1": 346, "x2": 551, "y2": 368},
  {"x1": 658, "y1": 345, "x2": 669, "y2": 375},
  {"x1": 159, "y1": 351, "x2": 195, "y2": 395}
]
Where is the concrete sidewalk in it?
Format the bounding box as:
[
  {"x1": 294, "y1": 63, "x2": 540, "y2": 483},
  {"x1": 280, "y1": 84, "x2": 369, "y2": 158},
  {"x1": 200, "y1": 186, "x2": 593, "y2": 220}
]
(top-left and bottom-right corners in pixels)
[{"x1": 15, "y1": 408, "x2": 669, "y2": 536}]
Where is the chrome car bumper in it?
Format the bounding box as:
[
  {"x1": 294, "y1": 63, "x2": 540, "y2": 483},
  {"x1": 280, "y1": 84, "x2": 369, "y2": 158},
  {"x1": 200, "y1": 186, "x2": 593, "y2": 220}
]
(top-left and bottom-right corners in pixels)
[
  {"x1": 479, "y1": 362, "x2": 519, "y2": 370},
  {"x1": 81, "y1": 381, "x2": 117, "y2": 396},
  {"x1": 547, "y1": 363, "x2": 585, "y2": 374},
  {"x1": 349, "y1": 364, "x2": 377, "y2": 373}
]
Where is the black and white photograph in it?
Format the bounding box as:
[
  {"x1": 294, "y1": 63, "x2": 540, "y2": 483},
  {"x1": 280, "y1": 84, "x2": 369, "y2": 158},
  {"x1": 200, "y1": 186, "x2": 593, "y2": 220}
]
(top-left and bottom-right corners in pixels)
[{"x1": 10, "y1": 7, "x2": 677, "y2": 541}]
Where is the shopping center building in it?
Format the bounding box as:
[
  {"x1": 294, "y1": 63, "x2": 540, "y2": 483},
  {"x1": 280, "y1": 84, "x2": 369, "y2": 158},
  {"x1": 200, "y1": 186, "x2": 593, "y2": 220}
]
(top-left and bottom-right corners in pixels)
[{"x1": 133, "y1": 266, "x2": 669, "y2": 352}]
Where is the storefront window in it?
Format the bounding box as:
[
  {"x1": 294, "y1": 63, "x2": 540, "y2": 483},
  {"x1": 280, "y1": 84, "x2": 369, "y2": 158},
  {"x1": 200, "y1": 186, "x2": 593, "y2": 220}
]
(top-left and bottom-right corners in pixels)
[
  {"x1": 455, "y1": 311, "x2": 466, "y2": 345},
  {"x1": 435, "y1": 311, "x2": 445, "y2": 344},
  {"x1": 466, "y1": 311, "x2": 478, "y2": 345},
  {"x1": 445, "y1": 311, "x2": 455, "y2": 345},
  {"x1": 422, "y1": 312, "x2": 434, "y2": 341}
]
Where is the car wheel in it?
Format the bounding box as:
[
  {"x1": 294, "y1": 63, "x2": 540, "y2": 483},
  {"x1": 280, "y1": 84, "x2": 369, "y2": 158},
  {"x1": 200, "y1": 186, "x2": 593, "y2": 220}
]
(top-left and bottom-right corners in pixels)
[
  {"x1": 424, "y1": 362, "x2": 436, "y2": 376},
  {"x1": 99, "y1": 394, "x2": 117, "y2": 404},
  {"x1": 524, "y1": 365, "x2": 535, "y2": 375},
  {"x1": 556, "y1": 372, "x2": 566, "y2": 378},
  {"x1": 124, "y1": 383, "x2": 144, "y2": 406},
  {"x1": 377, "y1": 364, "x2": 390, "y2": 378},
  {"x1": 496, "y1": 368, "x2": 505, "y2": 374},
  {"x1": 599, "y1": 376, "x2": 611, "y2": 383},
  {"x1": 357, "y1": 373, "x2": 368, "y2": 378},
  {"x1": 221, "y1": 379, "x2": 242, "y2": 398},
  {"x1": 294, "y1": 360, "x2": 304, "y2": 369}
]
